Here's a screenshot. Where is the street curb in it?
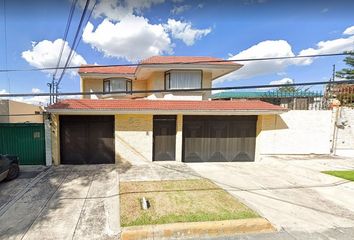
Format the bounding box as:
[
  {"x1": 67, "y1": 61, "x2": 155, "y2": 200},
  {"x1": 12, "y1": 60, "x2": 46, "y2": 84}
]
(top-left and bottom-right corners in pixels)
[{"x1": 121, "y1": 217, "x2": 275, "y2": 240}]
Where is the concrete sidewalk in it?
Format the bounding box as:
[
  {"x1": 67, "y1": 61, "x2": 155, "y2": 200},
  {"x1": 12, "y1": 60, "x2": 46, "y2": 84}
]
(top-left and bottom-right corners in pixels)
[
  {"x1": 198, "y1": 227, "x2": 354, "y2": 240},
  {"x1": 188, "y1": 156, "x2": 354, "y2": 237},
  {"x1": 0, "y1": 165, "x2": 120, "y2": 240}
]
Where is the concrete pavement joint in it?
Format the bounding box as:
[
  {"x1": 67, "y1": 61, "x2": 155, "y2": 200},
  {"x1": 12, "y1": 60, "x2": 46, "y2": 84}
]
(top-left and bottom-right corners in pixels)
[
  {"x1": 71, "y1": 173, "x2": 95, "y2": 240},
  {"x1": 0, "y1": 166, "x2": 51, "y2": 217},
  {"x1": 19, "y1": 168, "x2": 74, "y2": 240}
]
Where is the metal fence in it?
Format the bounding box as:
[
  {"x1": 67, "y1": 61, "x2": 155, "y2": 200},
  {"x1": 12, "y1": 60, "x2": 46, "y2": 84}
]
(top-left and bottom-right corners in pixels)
[
  {"x1": 325, "y1": 83, "x2": 354, "y2": 108},
  {"x1": 212, "y1": 83, "x2": 354, "y2": 110},
  {"x1": 258, "y1": 90, "x2": 325, "y2": 110}
]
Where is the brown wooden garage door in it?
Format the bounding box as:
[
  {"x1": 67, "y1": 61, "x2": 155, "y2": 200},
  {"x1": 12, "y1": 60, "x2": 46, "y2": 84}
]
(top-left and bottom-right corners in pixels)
[
  {"x1": 60, "y1": 115, "x2": 115, "y2": 164},
  {"x1": 183, "y1": 116, "x2": 257, "y2": 162}
]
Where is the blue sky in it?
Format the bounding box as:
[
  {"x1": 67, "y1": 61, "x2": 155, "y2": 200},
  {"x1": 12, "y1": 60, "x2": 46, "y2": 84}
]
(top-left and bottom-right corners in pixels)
[{"x1": 0, "y1": 0, "x2": 353, "y2": 104}]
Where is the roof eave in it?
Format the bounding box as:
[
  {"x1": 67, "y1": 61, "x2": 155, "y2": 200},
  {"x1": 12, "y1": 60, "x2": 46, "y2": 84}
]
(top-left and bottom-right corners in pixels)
[
  {"x1": 135, "y1": 63, "x2": 242, "y2": 76},
  {"x1": 79, "y1": 72, "x2": 135, "y2": 78},
  {"x1": 47, "y1": 109, "x2": 287, "y2": 115}
]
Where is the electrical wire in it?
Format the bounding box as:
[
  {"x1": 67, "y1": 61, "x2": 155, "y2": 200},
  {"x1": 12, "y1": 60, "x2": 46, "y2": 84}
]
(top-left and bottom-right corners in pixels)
[
  {"x1": 0, "y1": 52, "x2": 350, "y2": 73},
  {"x1": 52, "y1": 0, "x2": 78, "y2": 79},
  {"x1": 3, "y1": 0, "x2": 10, "y2": 92},
  {"x1": 0, "y1": 79, "x2": 353, "y2": 98},
  {"x1": 55, "y1": 0, "x2": 91, "y2": 86},
  {"x1": 67, "y1": 0, "x2": 97, "y2": 68}
]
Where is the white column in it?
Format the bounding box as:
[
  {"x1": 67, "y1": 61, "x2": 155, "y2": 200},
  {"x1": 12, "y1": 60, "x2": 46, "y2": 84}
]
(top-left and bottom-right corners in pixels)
[
  {"x1": 175, "y1": 114, "x2": 183, "y2": 162},
  {"x1": 44, "y1": 118, "x2": 52, "y2": 166}
]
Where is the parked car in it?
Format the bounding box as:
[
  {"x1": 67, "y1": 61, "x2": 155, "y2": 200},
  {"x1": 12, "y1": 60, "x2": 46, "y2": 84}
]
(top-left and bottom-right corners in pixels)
[{"x1": 0, "y1": 155, "x2": 20, "y2": 182}]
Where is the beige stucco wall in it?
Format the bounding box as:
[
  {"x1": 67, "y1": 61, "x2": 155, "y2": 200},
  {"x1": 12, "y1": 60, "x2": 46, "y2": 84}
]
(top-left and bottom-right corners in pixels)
[
  {"x1": 51, "y1": 114, "x2": 60, "y2": 165},
  {"x1": 0, "y1": 100, "x2": 10, "y2": 123},
  {"x1": 332, "y1": 107, "x2": 354, "y2": 157},
  {"x1": 50, "y1": 111, "x2": 337, "y2": 165},
  {"x1": 256, "y1": 111, "x2": 333, "y2": 157},
  {"x1": 115, "y1": 114, "x2": 153, "y2": 163},
  {"x1": 0, "y1": 100, "x2": 43, "y2": 123},
  {"x1": 81, "y1": 70, "x2": 213, "y2": 100},
  {"x1": 8, "y1": 101, "x2": 43, "y2": 123},
  {"x1": 82, "y1": 77, "x2": 147, "y2": 99},
  {"x1": 146, "y1": 71, "x2": 212, "y2": 100}
]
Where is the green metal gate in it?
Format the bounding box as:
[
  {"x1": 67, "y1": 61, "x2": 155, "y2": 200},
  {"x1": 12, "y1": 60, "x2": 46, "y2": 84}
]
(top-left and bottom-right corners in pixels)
[{"x1": 0, "y1": 123, "x2": 46, "y2": 165}]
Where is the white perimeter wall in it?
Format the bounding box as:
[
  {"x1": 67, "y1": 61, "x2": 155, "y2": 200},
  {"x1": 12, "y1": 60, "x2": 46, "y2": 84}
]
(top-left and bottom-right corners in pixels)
[{"x1": 257, "y1": 110, "x2": 334, "y2": 156}]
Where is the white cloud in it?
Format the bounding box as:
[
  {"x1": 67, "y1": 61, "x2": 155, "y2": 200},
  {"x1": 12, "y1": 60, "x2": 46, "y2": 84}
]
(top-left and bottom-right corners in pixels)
[
  {"x1": 321, "y1": 8, "x2": 329, "y2": 13},
  {"x1": 216, "y1": 25, "x2": 354, "y2": 83},
  {"x1": 257, "y1": 78, "x2": 294, "y2": 91},
  {"x1": 269, "y1": 77, "x2": 294, "y2": 85},
  {"x1": 243, "y1": 0, "x2": 267, "y2": 4},
  {"x1": 164, "y1": 19, "x2": 211, "y2": 46},
  {"x1": 21, "y1": 39, "x2": 87, "y2": 76},
  {"x1": 170, "y1": 4, "x2": 191, "y2": 15},
  {"x1": 0, "y1": 88, "x2": 82, "y2": 106},
  {"x1": 0, "y1": 89, "x2": 49, "y2": 106},
  {"x1": 31, "y1": 88, "x2": 41, "y2": 93},
  {"x1": 79, "y1": 1, "x2": 211, "y2": 61},
  {"x1": 83, "y1": 0, "x2": 164, "y2": 21},
  {"x1": 83, "y1": 15, "x2": 173, "y2": 62},
  {"x1": 0, "y1": 89, "x2": 8, "y2": 95},
  {"x1": 216, "y1": 40, "x2": 298, "y2": 83},
  {"x1": 298, "y1": 35, "x2": 354, "y2": 64},
  {"x1": 277, "y1": 72, "x2": 287, "y2": 76},
  {"x1": 343, "y1": 25, "x2": 354, "y2": 35}
]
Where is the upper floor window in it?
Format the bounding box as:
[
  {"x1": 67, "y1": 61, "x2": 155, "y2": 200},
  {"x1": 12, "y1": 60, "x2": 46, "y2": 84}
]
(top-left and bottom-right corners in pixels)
[
  {"x1": 103, "y1": 78, "x2": 132, "y2": 94},
  {"x1": 165, "y1": 70, "x2": 202, "y2": 90}
]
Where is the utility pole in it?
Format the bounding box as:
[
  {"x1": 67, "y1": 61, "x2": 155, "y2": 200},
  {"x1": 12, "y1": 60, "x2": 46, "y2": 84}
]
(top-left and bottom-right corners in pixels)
[
  {"x1": 55, "y1": 83, "x2": 59, "y2": 103},
  {"x1": 47, "y1": 82, "x2": 52, "y2": 105},
  {"x1": 332, "y1": 64, "x2": 336, "y2": 82}
]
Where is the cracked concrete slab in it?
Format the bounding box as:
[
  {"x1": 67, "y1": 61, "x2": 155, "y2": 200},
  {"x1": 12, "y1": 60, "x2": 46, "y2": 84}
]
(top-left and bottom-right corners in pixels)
[
  {"x1": 188, "y1": 157, "x2": 354, "y2": 233},
  {"x1": 119, "y1": 161, "x2": 200, "y2": 182},
  {"x1": 0, "y1": 165, "x2": 120, "y2": 240}
]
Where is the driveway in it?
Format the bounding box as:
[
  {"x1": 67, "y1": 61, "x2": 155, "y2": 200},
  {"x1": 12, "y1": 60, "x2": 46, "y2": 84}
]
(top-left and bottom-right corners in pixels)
[
  {"x1": 188, "y1": 156, "x2": 354, "y2": 236},
  {"x1": 0, "y1": 165, "x2": 119, "y2": 240}
]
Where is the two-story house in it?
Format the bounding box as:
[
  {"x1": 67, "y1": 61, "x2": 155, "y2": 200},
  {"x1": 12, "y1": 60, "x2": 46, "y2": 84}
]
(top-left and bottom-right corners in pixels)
[{"x1": 48, "y1": 56, "x2": 286, "y2": 165}]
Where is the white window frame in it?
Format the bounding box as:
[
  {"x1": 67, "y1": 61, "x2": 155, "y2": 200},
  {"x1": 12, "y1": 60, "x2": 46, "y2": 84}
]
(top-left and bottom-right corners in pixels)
[
  {"x1": 165, "y1": 70, "x2": 203, "y2": 90},
  {"x1": 103, "y1": 78, "x2": 132, "y2": 94}
]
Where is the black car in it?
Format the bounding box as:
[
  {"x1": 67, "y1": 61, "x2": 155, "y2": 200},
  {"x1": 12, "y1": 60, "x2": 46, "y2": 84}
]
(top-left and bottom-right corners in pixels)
[{"x1": 0, "y1": 155, "x2": 20, "y2": 182}]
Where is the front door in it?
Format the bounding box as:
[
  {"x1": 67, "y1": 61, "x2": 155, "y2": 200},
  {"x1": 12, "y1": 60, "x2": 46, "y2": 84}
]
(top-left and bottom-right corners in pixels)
[{"x1": 153, "y1": 115, "x2": 176, "y2": 161}]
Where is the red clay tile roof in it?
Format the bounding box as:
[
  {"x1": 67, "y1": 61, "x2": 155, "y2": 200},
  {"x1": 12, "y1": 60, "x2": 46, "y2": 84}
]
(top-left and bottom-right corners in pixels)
[
  {"x1": 48, "y1": 99, "x2": 285, "y2": 112},
  {"x1": 79, "y1": 56, "x2": 241, "y2": 74},
  {"x1": 79, "y1": 65, "x2": 136, "y2": 74},
  {"x1": 140, "y1": 56, "x2": 240, "y2": 66}
]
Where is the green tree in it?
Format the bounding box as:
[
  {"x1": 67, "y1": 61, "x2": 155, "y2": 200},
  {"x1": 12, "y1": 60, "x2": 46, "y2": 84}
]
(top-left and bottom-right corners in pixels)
[
  {"x1": 336, "y1": 51, "x2": 354, "y2": 80},
  {"x1": 277, "y1": 79, "x2": 310, "y2": 93}
]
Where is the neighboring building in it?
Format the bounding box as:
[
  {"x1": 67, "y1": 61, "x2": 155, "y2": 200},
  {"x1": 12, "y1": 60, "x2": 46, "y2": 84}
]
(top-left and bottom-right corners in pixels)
[
  {"x1": 326, "y1": 83, "x2": 354, "y2": 106},
  {"x1": 0, "y1": 100, "x2": 43, "y2": 123},
  {"x1": 212, "y1": 91, "x2": 324, "y2": 110},
  {"x1": 47, "y1": 56, "x2": 286, "y2": 165}
]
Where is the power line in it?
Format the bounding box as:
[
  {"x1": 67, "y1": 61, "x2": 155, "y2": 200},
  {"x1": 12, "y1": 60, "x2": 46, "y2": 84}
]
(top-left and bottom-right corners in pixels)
[
  {"x1": 1, "y1": 79, "x2": 353, "y2": 98},
  {"x1": 67, "y1": 0, "x2": 97, "y2": 68},
  {"x1": 52, "y1": 0, "x2": 78, "y2": 79},
  {"x1": 55, "y1": 0, "x2": 91, "y2": 87},
  {"x1": 49, "y1": 0, "x2": 78, "y2": 105},
  {"x1": 0, "y1": 113, "x2": 43, "y2": 117},
  {"x1": 55, "y1": 0, "x2": 96, "y2": 103},
  {"x1": 3, "y1": 0, "x2": 10, "y2": 92},
  {"x1": 0, "y1": 52, "x2": 350, "y2": 73}
]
